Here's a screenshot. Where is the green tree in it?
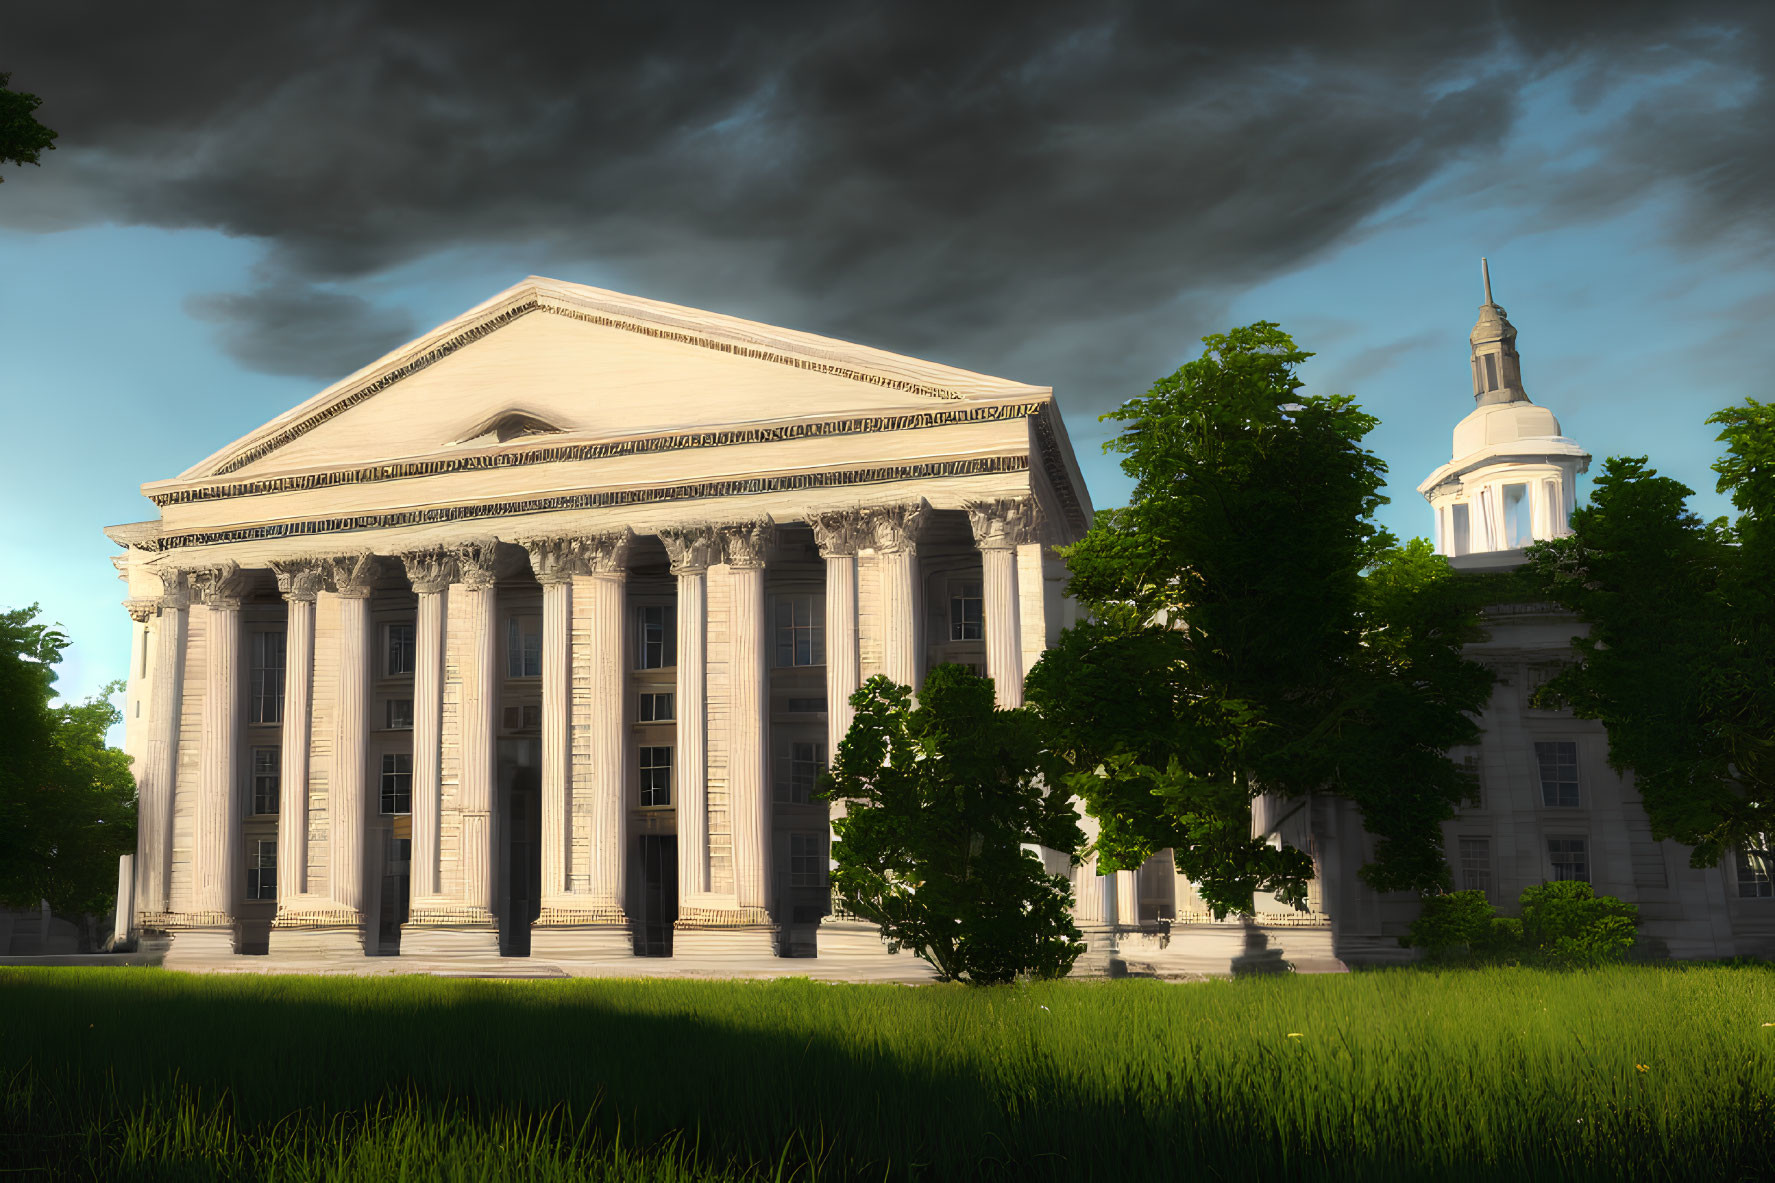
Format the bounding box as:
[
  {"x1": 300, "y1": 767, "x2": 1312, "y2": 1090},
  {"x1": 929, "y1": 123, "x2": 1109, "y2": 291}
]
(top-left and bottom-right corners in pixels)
[
  {"x1": 820, "y1": 664, "x2": 1086, "y2": 983},
  {"x1": 1025, "y1": 323, "x2": 1493, "y2": 918},
  {"x1": 0, "y1": 605, "x2": 137, "y2": 923},
  {"x1": 1526, "y1": 399, "x2": 1775, "y2": 877},
  {"x1": 0, "y1": 72, "x2": 57, "y2": 181}
]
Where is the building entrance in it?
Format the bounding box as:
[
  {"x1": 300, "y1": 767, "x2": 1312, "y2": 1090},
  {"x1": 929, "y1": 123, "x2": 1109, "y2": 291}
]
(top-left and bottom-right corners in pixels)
[
  {"x1": 635, "y1": 834, "x2": 677, "y2": 956},
  {"x1": 502, "y1": 767, "x2": 541, "y2": 956}
]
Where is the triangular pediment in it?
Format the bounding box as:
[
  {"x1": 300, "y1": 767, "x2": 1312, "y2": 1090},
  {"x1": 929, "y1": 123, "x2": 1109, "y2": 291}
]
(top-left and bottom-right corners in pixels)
[{"x1": 165, "y1": 278, "x2": 1048, "y2": 489}]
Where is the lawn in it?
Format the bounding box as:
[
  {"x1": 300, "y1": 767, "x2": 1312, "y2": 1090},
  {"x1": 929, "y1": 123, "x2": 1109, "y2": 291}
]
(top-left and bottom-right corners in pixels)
[{"x1": 4, "y1": 963, "x2": 1775, "y2": 1180}]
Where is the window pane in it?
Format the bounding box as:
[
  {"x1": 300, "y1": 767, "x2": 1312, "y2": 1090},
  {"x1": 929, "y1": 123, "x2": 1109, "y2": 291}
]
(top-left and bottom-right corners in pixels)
[
  {"x1": 1457, "y1": 837, "x2": 1491, "y2": 896},
  {"x1": 1548, "y1": 838, "x2": 1588, "y2": 883},
  {"x1": 388, "y1": 623, "x2": 415, "y2": 676},
  {"x1": 1535, "y1": 741, "x2": 1579, "y2": 808},
  {"x1": 640, "y1": 746, "x2": 672, "y2": 807},
  {"x1": 1738, "y1": 849, "x2": 1774, "y2": 899},
  {"x1": 507, "y1": 616, "x2": 522, "y2": 679}
]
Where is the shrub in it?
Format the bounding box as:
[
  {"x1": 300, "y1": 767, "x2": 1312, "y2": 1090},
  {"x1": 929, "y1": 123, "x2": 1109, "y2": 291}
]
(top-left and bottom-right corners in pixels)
[
  {"x1": 1401, "y1": 881, "x2": 1639, "y2": 969},
  {"x1": 1400, "y1": 890, "x2": 1520, "y2": 963}
]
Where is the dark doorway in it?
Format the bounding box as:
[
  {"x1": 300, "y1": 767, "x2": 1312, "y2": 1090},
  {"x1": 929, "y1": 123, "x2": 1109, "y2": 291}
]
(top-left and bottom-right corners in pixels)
[
  {"x1": 503, "y1": 767, "x2": 541, "y2": 956},
  {"x1": 635, "y1": 834, "x2": 678, "y2": 956},
  {"x1": 377, "y1": 827, "x2": 411, "y2": 953}
]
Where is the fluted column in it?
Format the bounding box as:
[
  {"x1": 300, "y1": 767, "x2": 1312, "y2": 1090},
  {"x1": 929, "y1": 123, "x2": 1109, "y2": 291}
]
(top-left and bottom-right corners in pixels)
[
  {"x1": 578, "y1": 531, "x2": 632, "y2": 923},
  {"x1": 808, "y1": 511, "x2": 871, "y2": 942},
  {"x1": 1116, "y1": 868, "x2": 1140, "y2": 927},
  {"x1": 966, "y1": 498, "x2": 1043, "y2": 708},
  {"x1": 187, "y1": 563, "x2": 251, "y2": 931},
  {"x1": 868, "y1": 503, "x2": 928, "y2": 690},
  {"x1": 327, "y1": 553, "x2": 376, "y2": 925},
  {"x1": 271, "y1": 561, "x2": 324, "y2": 906},
  {"x1": 663, "y1": 528, "x2": 716, "y2": 901},
  {"x1": 456, "y1": 540, "x2": 500, "y2": 923},
  {"x1": 523, "y1": 538, "x2": 588, "y2": 906},
  {"x1": 724, "y1": 522, "x2": 774, "y2": 922},
  {"x1": 136, "y1": 570, "x2": 187, "y2": 923},
  {"x1": 400, "y1": 550, "x2": 457, "y2": 902}
]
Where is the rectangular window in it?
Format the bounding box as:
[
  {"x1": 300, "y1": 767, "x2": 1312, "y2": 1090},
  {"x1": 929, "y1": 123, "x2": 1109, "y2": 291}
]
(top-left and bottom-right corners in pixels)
[
  {"x1": 786, "y1": 696, "x2": 828, "y2": 714},
  {"x1": 639, "y1": 746, "x2": 672, "y2": 807},
  {"x1": 1502, "y1": 483, "x2": 1533, "y2": 549},
  {"x1": 1738, "y1": 849, "x2": 1774, "y2": 899},
  {"x1": 249, "y1": 631, "x2": 286, "y2": 724},
  {"x1": 386, "y1": 622, "x2": 415, "y2": 676},
  {"x1": 247, "y1": 839, "x2": 277, "y2": 900},
  {"x1": 950, "y1": 581, "x2": 984, "y2": 642},
  {"x1": 773, "y1": 594, "x2": 825, "y2": 667},
  {"x1": 1451, "y1": 503, "x2": 1471, "y2": 558},
  {"x1": 1548, "y1": 837, "x2": 1589, "y2": 883},
  {"x1": 1457, "y1": 837, "x2": 1492, "y2": 897},
  {"x1": 251, "y1": 746, "x2": 280, "y2": 815},
  {"x1": 1535, "y1": 741, "x2": 1580, "y2": 807},
  {"x1": 386, "y1": 698, "x2": 414, "y2": 730},
  {"x1": 637, "y1": 605, "x2": 677, "y2": 670},
  {"x1": 776, "y1": 739, "x2": 826, "y2": 805},
  {"x1": 789, "y1": 832, "x2": 823, "y2": 890},
  {"x1": 1484, "y1": 353, "x2": 1499, "y2": 391},
  {"x1": 506, "y1": 615, "x2": 542, "y2": 678},
  {"x1": 640, "y1": 692, "x2": 674, "y2": 722},
  {"x1": 380, "y1": 752, "x2": 412, "y2": 815}
]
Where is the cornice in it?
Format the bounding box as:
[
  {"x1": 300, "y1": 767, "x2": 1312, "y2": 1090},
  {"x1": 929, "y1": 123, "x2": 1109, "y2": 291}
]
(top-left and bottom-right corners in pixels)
[
  {"x1": 149, "y1": 400, "x2": 1049, "y2": 507},
  {"x1": 140, "y1": 454, "x2": 1031, "y2": 553}
]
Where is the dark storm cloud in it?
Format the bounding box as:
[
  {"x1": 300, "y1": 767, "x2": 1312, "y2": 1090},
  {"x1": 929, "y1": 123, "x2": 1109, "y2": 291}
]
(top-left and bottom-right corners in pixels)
[{"x1": 4, "y1": 1, "x2": 1773, "y2": 397}]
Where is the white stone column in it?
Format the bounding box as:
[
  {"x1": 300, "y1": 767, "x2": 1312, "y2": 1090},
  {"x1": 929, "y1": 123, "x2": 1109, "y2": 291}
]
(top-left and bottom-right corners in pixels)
[
  {"x1": 189, "y1": 562, "x2": 251, "y2": 936},
  {"x1": 327, "y1": 553, "x2": 377, "y2": 929},
  {"x1": 136, "y1": 569, "x2": 187, "y2": 925},
  {"x1": 808, "y1": 512, "x2": 866, "y2": 751},
  {"x1": 966, "y1": 498, "x2": 1042, "y2": 708},
  {"x1": 585, "y1": 532, "x2": 633, "y2": 923},
  {"x1": 400, "y1": 550, "x2": 457, "y2": 903},
  {"x1": 725, "y1": 522, "x2": 774, "y2": 928},
  {"x1": 524, "y1": 539, "x2": 585, "y2": 906},
  {"x1": 271, "y1": 561, "x2": 324, "y2": 905},
  {"x1": 456, "y1": 541, "x2": 500, "y2": 924},
  {"x1": 1116, "y1": 868, "x2": 1140, "y2": 927},
  {"x1": 663, "y1": 528, "x2": 716, "y2": 901},
  {"x1": 869, "y1": 503, "x2": 928, "y2": 690}
]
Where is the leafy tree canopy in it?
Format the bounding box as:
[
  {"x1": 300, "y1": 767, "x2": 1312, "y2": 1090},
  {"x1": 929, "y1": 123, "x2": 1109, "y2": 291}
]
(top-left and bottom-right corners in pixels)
[
  {"x1": 820, "y1": 664, "x2": 1086, "y2": 984},
  {"x1": 1527, "y1": 399, "x2": 1775, "y2": 874},
  {"x1": 0, "y1": 605, "x2": 137, "y2": 918},
  {"x1": 0, "y1": 72, "x2": 57, "y2": 180},
  {"x1": 1026, "y1": 323, "x2": 1492, "y2": 918}
]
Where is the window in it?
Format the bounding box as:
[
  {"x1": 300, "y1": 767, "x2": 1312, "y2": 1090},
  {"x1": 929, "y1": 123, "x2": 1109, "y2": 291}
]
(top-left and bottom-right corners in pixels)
[
  {"x1": 950, "y1": 580, "x2": 983, "y2": 641},
  {"x1": 506, "y1": 615, "x2": 542, "y2": 678},
  {"x1": 1451, "y1": 503, "x2": 1471, "y2": 557},
  {"x1": 774, "y1": 594, "x2": 825, "y2": 667},
  {"x1": 639, "y1": 746, "x2": 672, "y2": 807},
  {"x1": 776, "y1": 739, "x2": 826, "y2": 805},
  {"x1": 386, "y1": 698, "x2": 414, "y2": 731},
  {"x1": 786, "y1": 696, "x2": 827, "y2": 714},
  {"x1": 1484, "y1": 353, "x2": 1499, "y2": 392},
  {"x1": 1502, "y1": 483, "x2": 1532, "y2": 549},
  {"x1": 380, "y1": 752, "x2": 412, "y2": 814},
  {"x1": 501, "y1": 703, "x2": 541, "y2": 733},
  {"x1": 1738, "y1": 849, "x2": 1774, "y2": 899},
  {"x1": 1548, "y1": 837, "x2": 1588, "y2": 883},
  {"x1": 637, "y1": 605, "x2": 676, "y2": 670},
  {"x1": 386, "y1": 622, "x2": 415, "y2": 676},
  {"x1": 640, "y1": 692, "x2": 674, "y2": 722},
  {"x1": 1457, "y1": 837, "x2": 1492, "y2": 897},
  {"x1": 247, "y1": 839, "x2": 277, "y2": 900},
  {"x1": 251, "y1": 746, "x2": 280, "y2": 816},
  {"x1": 789, "y1": 832, "x2": 823, "y2": 890},
  {"x1": 249, "y1": 631, "x2": 286, "y2": 724},
  {"x1": 1535, "y1": 741, "x2": 1579, "y2": 808}
]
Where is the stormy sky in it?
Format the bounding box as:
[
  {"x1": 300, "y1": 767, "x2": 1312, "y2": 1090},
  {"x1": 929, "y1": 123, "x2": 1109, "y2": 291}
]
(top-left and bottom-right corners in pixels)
[{"x1": 4, "y1": 1, "x2": 1774, "y2": 702}]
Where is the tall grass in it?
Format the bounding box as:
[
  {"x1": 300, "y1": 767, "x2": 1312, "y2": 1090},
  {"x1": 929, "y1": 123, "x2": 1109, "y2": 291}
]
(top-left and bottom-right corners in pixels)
[{"x1": 5, "y1": 964, "x2": 1775, "y2": 1179}]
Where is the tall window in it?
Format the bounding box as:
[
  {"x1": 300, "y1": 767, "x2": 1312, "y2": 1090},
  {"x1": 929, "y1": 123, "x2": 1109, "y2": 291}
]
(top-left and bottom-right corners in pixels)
[
  {"x1": 1738, "y1": 849, "x2": 1774, "y2": 899},
  {"x1": 639, "y1": 746, "x2": 672, "y2": 807},
  {"x1": 1502, "y1": 483, "x2": 1533, "y2": 549},
  {"x1": 386, "y1": 622, "x2": 415, "y2": 676},
  {"x1": 249, "y1": 631, "x2": 286, "y2": 724},
  {"x1": 506, "y1": 615, "x2": 542, "y2": 678},
  {"x1": 380, "y1": 753, "x2": 412, "y2": 814},
  {"x1": 1484, "y1": 353, "x2": 1499, "y2": 391},
  {"x1": 1457, "y1": 837, "x2": 1492, "y2": 897},
  {"x1": 1451, "y1": 503, "x2": 1471, "y2": 557},
  {"x1": 773, "y1": 594, "x2": 824, "y2": 667},
  {"x1": 776, "y1": 739, "x2": 826, "y2": 805},
  {"x1": 247, "y1": 840, "x2": 277, "y2": 901},
  {"x1": 637, "y1": 605, "x2": 676, "y2": 670},
  {"x1": 950, "y1": 580, "x2": 983, "y2": 641},
  {"x1": 251, "y1": 746, "x2": 280, "y2": 815},
  {"x1": 1535, "y1": 741, "x2": 1580, "y2": 807},
  {"x1": 789, "y1": 833, "x2": 823, "y2": 889},
  {"x1": 1548, "y1": 837, "x2": 1588, "y2": 883}
]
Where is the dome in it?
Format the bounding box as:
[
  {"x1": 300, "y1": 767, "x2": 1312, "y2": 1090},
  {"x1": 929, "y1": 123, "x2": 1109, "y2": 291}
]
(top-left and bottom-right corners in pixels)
[{"x1": 1452, "y1": 401, "x2": 1562, "y2": 460}]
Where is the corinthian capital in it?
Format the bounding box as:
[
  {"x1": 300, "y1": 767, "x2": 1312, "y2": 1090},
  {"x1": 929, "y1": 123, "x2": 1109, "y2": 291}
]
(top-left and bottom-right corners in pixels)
[
  {"x1": 582, "y1": 529, "x2": 634, "y2": 576},
  {"x1": 453, "y1": 538, "x2": 500, "y2": 590},
  {"x1": 191, "y1": 561, "x2": 254, "y2": 609},
  {"x1": 521, "y1": 537, "x2": 588, "y2": 586},
  {"x1": 865, "y1": 502, "x2": 929, "y2": 555},
  {"x1": 399, "y1": 548, "x2": 459, "y2": 595},
  {"x1": 660, "y1": 526, "x2": 718, "y2": 575},
  {"x1": 965, "y1": 497, "x2": 1045, "y2": 551},
  {"x1": 326, "y1": 552, "x2": 379, "y2": 598},
  {"x1": 271, "y1": 559, "x2": 328, "y2": 603},
  {"x1": 719, "y1": 520, "x2": 773, "y2": 570},
  {"x1": 805, "y1": 509, "x2": 871, "y2": 558},
  {"x1": 152, "y1": 567, "x2": 190, "y2": 610},
  {"x1": 124, "y1": 597, "x2": 158, "y2": 624}
]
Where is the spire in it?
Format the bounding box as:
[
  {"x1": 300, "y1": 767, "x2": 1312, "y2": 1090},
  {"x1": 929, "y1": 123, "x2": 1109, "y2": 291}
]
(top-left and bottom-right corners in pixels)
[{"x1": 1468, "y1": 257, "x2": 1526, "y2": 407}]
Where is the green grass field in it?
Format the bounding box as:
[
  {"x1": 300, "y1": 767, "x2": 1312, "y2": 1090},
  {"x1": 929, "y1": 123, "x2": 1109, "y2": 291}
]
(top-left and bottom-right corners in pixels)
[{"x1": 5, "y1": 964, "x2": 1775, "y2": 1181}]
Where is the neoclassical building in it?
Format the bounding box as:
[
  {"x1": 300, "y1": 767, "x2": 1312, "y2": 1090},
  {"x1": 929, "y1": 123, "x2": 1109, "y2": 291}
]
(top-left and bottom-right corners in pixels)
[{"x1": 107, "y1": 278, "x2": 1095, "y2": 968}]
